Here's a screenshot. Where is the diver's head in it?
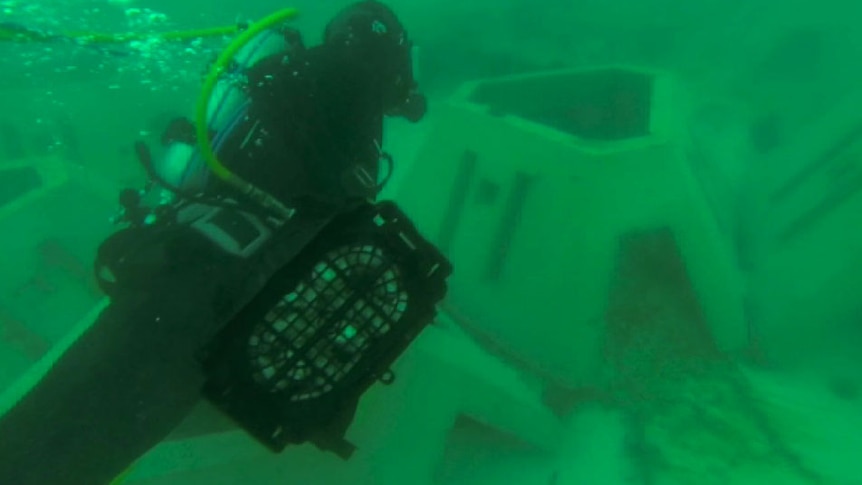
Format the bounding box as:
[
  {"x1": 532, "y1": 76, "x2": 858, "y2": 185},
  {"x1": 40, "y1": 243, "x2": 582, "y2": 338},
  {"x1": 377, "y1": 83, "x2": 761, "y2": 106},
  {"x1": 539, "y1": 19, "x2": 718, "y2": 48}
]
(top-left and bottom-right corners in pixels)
[{"x1": 324, "y1": 0, "x2": 426, "y2": 121}]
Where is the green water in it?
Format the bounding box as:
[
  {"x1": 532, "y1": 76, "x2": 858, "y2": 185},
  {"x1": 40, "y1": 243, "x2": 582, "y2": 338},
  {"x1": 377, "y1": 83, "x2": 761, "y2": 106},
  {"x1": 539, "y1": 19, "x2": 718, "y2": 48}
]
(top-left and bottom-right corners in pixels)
[{"x1": 1, "y1": 1, "x2": 862, "y2": 484}]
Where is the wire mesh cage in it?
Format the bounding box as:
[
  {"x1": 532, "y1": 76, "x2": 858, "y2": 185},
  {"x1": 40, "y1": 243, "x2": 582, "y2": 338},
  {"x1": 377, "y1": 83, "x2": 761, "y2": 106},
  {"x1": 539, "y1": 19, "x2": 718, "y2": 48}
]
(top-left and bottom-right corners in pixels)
[{"x1": 199, "y1": 201, "x2": 451, "y2": 456}]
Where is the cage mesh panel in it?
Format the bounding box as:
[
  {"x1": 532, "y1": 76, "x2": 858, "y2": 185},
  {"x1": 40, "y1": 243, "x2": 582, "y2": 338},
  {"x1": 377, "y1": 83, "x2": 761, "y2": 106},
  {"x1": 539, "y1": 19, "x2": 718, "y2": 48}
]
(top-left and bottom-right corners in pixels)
[{"x1": 247, "y1": 244, "x2": 408, "y2": 401}]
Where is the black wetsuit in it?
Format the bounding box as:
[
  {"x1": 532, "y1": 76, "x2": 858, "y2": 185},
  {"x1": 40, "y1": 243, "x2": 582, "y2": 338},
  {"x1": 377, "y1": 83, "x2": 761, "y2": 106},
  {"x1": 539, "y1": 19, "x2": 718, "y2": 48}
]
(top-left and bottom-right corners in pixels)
[
  {"x1": 221, "y1": 42, "x2": 388, "y2": 208},
  {"x1": 0, "y1": 41, "x2": 391, "y2": 485}
]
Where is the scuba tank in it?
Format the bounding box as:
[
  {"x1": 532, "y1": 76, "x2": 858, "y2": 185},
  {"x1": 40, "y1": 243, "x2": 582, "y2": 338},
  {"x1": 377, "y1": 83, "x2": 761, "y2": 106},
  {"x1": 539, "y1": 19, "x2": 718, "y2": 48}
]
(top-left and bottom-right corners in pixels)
[
  {"x1": 155, "y1": 25, "x2": 303, "y2": 196},
  {"x1": 95, "y1": 24, "x2": 306, "y2": 295}
]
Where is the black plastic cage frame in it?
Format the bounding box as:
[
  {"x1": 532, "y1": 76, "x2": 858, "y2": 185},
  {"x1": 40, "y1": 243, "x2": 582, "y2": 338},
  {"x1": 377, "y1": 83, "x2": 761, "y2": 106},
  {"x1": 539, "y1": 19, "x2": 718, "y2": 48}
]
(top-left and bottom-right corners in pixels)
[{"x1": 198, "y1": 200, "x2": 452, "y2": 456}]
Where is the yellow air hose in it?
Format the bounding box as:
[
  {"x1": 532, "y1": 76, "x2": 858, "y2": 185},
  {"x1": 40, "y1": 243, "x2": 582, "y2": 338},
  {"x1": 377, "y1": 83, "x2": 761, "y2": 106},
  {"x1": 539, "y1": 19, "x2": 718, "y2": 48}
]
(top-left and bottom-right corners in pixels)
[
  {"x1": 194, "y1": 8, "x2": 300, "y2": 220},
  {"x1": 0, "y1": 23, "x2": 242, "y2": 44}
]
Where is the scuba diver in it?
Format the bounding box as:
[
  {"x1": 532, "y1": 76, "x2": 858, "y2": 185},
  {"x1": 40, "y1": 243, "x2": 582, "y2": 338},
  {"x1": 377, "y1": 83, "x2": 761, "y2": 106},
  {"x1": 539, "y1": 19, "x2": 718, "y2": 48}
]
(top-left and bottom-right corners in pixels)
[
  {"x1": 163, "y1": 0, "x2": 427, "y2": 210},
  {"x1": 0, "y1": 2, "x2": 450, "y2": 485}
]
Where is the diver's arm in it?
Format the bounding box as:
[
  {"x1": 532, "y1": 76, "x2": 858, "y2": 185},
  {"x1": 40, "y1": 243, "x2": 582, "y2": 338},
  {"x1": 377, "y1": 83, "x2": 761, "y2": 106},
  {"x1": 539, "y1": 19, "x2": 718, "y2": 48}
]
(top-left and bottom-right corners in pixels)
[{"x1": 0, "y1": 240, "x2": 227, "y2": 485}]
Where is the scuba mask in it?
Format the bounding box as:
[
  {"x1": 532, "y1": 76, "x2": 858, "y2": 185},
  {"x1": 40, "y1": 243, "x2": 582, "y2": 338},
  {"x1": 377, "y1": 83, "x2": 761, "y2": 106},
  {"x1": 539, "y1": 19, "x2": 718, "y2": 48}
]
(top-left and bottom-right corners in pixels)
[{"x1": 323, "y1": 0, "x2": 426, "y2": 122}]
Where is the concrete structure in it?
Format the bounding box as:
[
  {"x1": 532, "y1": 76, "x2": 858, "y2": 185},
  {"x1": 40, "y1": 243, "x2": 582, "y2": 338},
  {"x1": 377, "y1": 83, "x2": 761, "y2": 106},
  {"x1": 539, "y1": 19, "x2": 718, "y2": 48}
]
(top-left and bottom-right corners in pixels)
[
  {"x1": 0, "y1": 155, "x2": 117, "y2": 394},
  {"x1": 744, "y1": 88, "x2": 862, "y2": 381},
  {"x1": 394, "y1": 66, "x2": 748, "y2": 391}
]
